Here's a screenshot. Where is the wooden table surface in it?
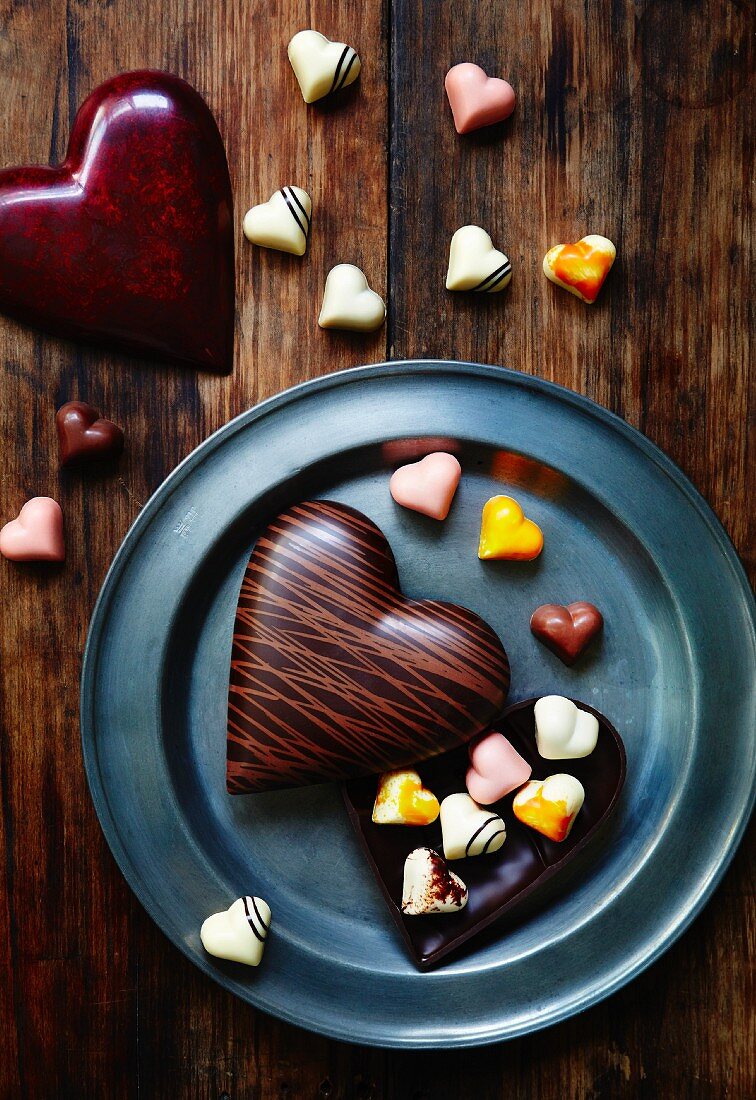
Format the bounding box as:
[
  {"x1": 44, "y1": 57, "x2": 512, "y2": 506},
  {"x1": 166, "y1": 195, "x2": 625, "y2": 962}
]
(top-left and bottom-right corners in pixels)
[{"x1": 0, "y1": 0, "x2": 753, "y2": 1096}]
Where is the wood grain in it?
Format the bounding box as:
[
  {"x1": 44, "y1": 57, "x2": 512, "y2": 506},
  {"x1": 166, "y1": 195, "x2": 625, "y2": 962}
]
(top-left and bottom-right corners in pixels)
[{"x1": 0, "y1": 0, "x2": 752, "y2": 1096}]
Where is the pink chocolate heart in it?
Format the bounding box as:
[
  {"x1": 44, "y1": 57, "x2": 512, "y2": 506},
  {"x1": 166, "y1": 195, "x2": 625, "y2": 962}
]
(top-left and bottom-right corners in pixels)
[
  {"x1": 445, "y1": 64, "x2": 516, "y2": 134},
  {"x1": 0, "y1": 497, "x2": 65, "y2": 562},
  {"x1": 389, "y1": 453, "x2": 462, "y2": 521},
  {"x1": 466, "y1": 730, "x2": 531, "y2": 804}
]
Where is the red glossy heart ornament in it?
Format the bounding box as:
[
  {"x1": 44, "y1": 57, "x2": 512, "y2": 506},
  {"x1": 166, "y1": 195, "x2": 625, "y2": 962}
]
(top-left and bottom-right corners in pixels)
[{"x1": 0, "y1": 71, "x2": 234, "y2": 372}]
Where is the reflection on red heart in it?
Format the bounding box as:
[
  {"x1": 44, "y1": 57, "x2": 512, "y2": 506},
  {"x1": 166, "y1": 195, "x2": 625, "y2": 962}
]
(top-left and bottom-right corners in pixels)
[
  {"x1": 227, "y1": 501, "x2": 511, "y2": 794},
  {"x1": 530, "y1": 602, "x2": 604, "y2": 665},
  {"x1": 0, "y1": 71, "x2": 234, "y2": 372},
  {"x1": 56, "y1": 401, "x2": 124, "y2": 466}
]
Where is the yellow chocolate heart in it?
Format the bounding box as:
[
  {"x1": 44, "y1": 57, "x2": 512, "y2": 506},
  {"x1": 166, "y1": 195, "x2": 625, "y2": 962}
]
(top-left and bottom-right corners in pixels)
[
  {"x1": 543, "y1": 234, "x2": 616, "y2": 303},
  {"x1": 399, "y1": 777, "x2": 440, "y2": 825},
  {"x1": 372, "y1": 769, "x2": 440, "y2": 825},
  {"x1": 478, "y1": 495, "x2": 543, "y2": 561}
]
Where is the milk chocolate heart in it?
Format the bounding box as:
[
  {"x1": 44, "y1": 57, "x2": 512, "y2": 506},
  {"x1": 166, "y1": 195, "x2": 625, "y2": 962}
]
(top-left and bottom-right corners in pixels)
[
  {"x1": 530, "y1": 602, "x2": 604, "y2": 665},
  {"x1": 343, "y1": 698, "x2": 626, "y2": 969},
  {"x1": 227, "y1": 501, "x2": 510, "y2": 794},
  {"x1": 56, "y1": 401, "x2": 124, "y2": 466},
  {"x1": 0, "y1": 71, "x2": 234, "y2": 371}
]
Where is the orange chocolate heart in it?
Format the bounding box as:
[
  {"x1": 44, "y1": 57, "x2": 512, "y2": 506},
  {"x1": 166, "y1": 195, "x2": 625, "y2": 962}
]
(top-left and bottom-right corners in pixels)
[
  {"x1": 478, "y1": 495, "x2": 543, "y2": 561},
  {"x1": 543, "y1": 234, "x2": 616, "y2": 303},
  {"x1": 512, "y1": 774, "x2": 585, "y2": 842}
]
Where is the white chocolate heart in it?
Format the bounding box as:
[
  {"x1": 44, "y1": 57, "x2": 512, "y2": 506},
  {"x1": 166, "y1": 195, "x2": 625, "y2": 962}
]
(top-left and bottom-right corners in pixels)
[
  {"x1": 440, "y1": 793, "x2": 506, "y2": 860},
  {"x1": 446, "y1": 225, "x2": 512, "y2": 293},
  {"x1": 401, "y1": 848, "x2": 468, "y2": 915},
  {"x1": 534, "y1": 695, "x2": 599, "y2": 759},
  {"x1": 200, "y1": 896, "x2": 271, "y2": 967},
  {"x1": 288, "y1": 30, "x2": 361, "y2": 104},
  {"x1": 243, "y1": 187, "x2": 312, "y2": 256},
  {"x1": 318, "y1": 264, "x2": 385, "y2": 331}
]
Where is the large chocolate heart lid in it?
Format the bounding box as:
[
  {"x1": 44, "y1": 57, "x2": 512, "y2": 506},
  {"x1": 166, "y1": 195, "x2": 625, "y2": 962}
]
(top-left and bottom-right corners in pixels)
[{"x1": 227, "y1": 501, "x2": 510, "y2": 793}]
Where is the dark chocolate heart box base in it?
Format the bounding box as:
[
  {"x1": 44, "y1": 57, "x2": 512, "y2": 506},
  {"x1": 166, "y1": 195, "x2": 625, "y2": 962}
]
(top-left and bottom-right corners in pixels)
[{"x1": 343, "y1": 699, "x2": 626, "y2": 970}]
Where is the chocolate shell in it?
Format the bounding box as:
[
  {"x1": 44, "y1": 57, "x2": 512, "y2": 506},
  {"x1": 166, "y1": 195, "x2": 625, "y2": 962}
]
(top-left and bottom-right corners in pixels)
[
  {"x1": 227, "y1": 501, "x2": 510, "y2": 793},
  {"x1": 342, "y1": 698, "x2": 626, "y2": 970}
]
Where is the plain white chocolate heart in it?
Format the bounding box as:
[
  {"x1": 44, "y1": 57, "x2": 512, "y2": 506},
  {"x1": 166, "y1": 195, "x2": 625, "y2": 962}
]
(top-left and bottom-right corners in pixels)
[
  {"x1": 446, "y1": 225, "x2": 512, "y2": 293},
  {"x1": 401, "y1": 847, "x2": 468, "y2": 914},
  {"x1": 389, "y1": 452, "x2": 461, "y2": 521},
  {"x1": 440, "y1": 793, "x2": 507, "y2": 860},
  {"x1": 513, "y1": 774, "x2": 585, "y2": 842},
  {"x1": 288, "y1": 30, "x2": 361, "y2": 104},
  {"x1": 200, "y1": 896, "x2": 271, "y2": 967},
  {"x1": 534, "y1": 695, "x2": 599, "y2": 759},
  {"x1": 243, "y1": 187, "x2": 312, "y2": 256},
  {"x1": 318, "y1": 264, "x2": 385, "y2": 331}
]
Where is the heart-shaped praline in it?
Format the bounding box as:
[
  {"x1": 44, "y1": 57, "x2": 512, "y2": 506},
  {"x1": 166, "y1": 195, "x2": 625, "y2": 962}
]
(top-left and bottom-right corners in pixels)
[
  {"x1": 543, "y1": 235, "x2": 616, "y2": 304},
  {"x1": 389, "y1": 452, "x2": 461, "y2": 520},
  {"x1": 530, "y1": 602, "x2": 604, "y2": 665},
  {"x1": 0, "y1": 497, "x2": 65, "y2": 562},
  {"x1": 0, "y1": 71, "x2": 234, "y2": 371},
  {"x1": 445, "y1": 64, "x2": 516, "y2": 134},
  {"x1": 343, "y1": 697, "x2": 626, "y2": 969},
  {"x1": 56, "y1": 401, "x2": 125, "y2": 466},
  {"x1": 227, "y1": 501, "x2": 510, "y2": 793},
  {"x1": 318, "y1": 264, "x2": 385, "y2": 332}
]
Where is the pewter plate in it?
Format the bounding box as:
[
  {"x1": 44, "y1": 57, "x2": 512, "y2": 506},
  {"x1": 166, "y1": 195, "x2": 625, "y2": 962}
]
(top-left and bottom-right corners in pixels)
[{"x1": 81, "y1": 361, "x2": 755, "y2": 1048}]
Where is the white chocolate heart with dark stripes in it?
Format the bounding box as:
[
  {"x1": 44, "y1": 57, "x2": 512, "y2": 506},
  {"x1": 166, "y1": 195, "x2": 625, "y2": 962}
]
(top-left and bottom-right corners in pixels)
[
  {"x1": 200, "y1": 896, "x2": 271, "y2": 967},
  {"x1": 243, "y1": 187, "x2": 312, "y2": 256},
  {"x1": 446, "y1": 225, "x2": 512, "y2": 293},
  {"x1": 440, "y1": 793, "x2": 507, "y2": 859},
  {"x1": 288, "y1": 30, "x2": 361, "y2": 104}
]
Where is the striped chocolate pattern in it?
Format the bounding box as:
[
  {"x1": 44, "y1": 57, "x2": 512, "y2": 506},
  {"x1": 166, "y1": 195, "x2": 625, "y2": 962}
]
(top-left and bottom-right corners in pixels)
[
  {"x1": 227, "y1": 501, "x2": 510, "y2": 794},
  {"x1": 279, "y1": 186, "x2": 310, "y2": 243},
  {"x1": 464, "y1": 815, "x2": 506, "y2": 857},
  {"x1": 328, "y1": 45, "x2": 359, "y2": 95},
  {"x1": 471, "y1": 257, "x2": 512, "y2": 293},
  {"x1": 242, "y1": 896, "x2": 269, "y2": 942}
]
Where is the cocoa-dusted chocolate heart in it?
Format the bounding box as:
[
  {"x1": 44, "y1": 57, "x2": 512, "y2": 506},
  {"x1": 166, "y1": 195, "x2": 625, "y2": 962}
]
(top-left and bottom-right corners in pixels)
[
  {"x1": 0, "y1": 71, "x2": 233, "y2": 372},
  {"x1": 56, "y1": 401, "x2": 124, "y2": 466},
  {"x1": 343, "y1": 698, "x2": 626, "y2": 970},
  {"x1": 530, "y1": 602, "x2": 604, "y2": 665},
  {"x1": 227, "y1": 501, "x2": 510, "y2": 794}
]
